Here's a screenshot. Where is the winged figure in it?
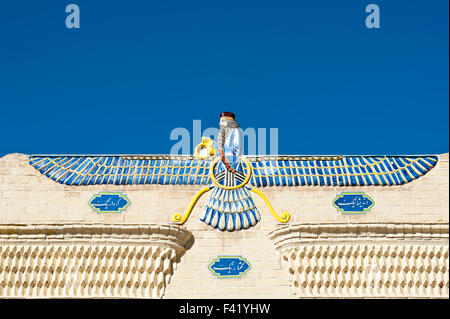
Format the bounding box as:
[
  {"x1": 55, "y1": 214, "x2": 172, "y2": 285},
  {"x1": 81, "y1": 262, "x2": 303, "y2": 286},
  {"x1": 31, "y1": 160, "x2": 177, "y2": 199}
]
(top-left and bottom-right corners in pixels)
[{"x1": 29, "y1": 112, "x2": 438, "y2": 232}]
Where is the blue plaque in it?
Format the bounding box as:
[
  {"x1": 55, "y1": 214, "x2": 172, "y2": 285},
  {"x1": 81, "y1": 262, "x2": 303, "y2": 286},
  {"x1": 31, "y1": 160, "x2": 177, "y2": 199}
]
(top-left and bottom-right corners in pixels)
[
  {"x1": 208, "y1": 256, "x2": 251, "y2": 278},
  {"x1": 89, "y1": 192, "x2": 130, "y2": 213},
  {"x1": 332, "y1": 192, "x2": 374, "y2": 214}
]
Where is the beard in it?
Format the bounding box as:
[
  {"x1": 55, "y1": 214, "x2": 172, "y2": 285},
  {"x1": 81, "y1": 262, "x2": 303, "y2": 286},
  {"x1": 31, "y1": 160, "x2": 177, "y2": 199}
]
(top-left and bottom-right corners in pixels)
[{"x1": 217, "y1": 119, "x2": 239, "y2": 148}]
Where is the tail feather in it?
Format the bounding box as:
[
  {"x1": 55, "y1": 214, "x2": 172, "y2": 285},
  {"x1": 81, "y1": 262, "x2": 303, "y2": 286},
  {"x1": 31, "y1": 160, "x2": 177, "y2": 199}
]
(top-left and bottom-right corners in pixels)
[{"x1": 200, "y1": 186, "x2": 260, "y2": 231}]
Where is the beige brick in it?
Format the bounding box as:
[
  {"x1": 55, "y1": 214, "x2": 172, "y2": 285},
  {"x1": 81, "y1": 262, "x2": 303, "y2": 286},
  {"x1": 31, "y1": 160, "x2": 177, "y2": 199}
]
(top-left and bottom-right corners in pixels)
[
  {"x1": 439, "y1": 161, "x2": 449, "y2": 169},
  {"x1": 66, "y1": 192, "x2": 80, "y2": 198},
  {"x1": 417, "y1": 199, "x2": 442, "y2": 207},
  {"x1": 402, "y1": 199, "x2": 417, "y2": 207},
  {"x1": 437, "y1": 191, "x2": 449, "y2": 200},
  {"x1": 397, "y1": 191, "x2": 437, "y2": 200},
  {"x1": 378, "y1": 199, "x2": 402, "y2": 206},
  {"x1": 381, "y1": 192, "x2": 396, "y2": 200}
]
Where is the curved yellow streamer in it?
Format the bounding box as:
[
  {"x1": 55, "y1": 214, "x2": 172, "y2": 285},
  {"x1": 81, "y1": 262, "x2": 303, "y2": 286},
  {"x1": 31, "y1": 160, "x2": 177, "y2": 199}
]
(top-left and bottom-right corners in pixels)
[
  {"x1": 171, "y1": 186, "x2": 211, "y2": 224},
  {"x1": 250, "y1": 188, "x2": 290, "y2": 223}
]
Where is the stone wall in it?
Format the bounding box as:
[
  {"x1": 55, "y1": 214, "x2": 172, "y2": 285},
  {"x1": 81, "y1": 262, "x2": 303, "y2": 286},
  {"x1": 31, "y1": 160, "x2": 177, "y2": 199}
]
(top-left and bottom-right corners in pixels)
[{"x1": 0, "y1": 153, "x2": 448, "y2": 298}]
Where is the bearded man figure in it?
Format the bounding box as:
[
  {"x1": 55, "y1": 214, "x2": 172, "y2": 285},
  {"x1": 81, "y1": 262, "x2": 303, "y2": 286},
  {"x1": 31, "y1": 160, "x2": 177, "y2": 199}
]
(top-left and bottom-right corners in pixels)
[
  {"x1": 217, "y1": 112, "x2": 242, "y2": 187},
  {"x1": 199, "y1": 112, "x2": 262, "y2": 231}
]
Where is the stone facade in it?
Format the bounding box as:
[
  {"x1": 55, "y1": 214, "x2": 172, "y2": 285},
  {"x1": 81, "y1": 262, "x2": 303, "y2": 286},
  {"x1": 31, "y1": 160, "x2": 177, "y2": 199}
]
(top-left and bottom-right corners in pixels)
[{"x1": 0, "y1": 153, "x2": 448, "y2": 298}]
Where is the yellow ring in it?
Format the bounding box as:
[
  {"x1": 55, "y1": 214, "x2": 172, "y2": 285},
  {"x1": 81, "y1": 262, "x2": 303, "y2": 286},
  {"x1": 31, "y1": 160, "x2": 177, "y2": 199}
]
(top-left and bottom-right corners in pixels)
[
  {"x1": 209, "y1": 156, "x2": 252, "y2": 190},
  {"x1": 194, "y1": 144, "x2": 208, "y2": 160},
  {"x1": 194, "y1": 141, "x2": 215, "y2": 160}
]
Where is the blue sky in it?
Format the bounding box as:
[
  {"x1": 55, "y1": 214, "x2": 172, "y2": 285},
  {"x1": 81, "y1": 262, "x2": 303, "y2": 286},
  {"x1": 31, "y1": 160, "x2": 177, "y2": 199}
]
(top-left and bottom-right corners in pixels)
[{"x1": 0, "y1": 0, "x2": 448, "y2": 156}]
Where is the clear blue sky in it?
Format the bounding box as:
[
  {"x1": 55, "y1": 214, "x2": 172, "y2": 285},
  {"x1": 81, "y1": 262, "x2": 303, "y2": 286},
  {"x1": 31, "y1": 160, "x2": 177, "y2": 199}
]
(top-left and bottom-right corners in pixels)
[{"x1": 0, "y1": 0, "x2": 448, "y2": 156}]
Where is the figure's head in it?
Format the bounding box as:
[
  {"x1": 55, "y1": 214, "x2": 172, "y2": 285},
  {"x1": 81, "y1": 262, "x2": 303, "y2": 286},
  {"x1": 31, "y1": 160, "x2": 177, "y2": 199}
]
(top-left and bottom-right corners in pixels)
[{"x1": 219, "y1": 111, "x2": 237, "y2": 128}]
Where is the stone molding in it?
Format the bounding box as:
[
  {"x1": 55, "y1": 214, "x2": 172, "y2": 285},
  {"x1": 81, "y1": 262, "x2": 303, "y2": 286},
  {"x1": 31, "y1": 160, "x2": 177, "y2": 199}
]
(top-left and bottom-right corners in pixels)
[
  {"x1": 0, "y1": 223, "x2": 193, "y2": 299},
  {"x1": 269, "y1": 222, "x2": 449, "y2": 250},
  {"x1": 0, "y1": 223, "x2": 193, "y2": 253}
]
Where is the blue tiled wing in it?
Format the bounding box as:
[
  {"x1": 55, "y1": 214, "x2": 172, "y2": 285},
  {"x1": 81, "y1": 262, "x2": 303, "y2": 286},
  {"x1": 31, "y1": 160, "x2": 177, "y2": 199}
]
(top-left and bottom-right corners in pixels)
[
  {"x1": 249, "y1": 156, "x2": 438, "y2": 187},
  {"x1": 29, "y1": 155, "x2": 438, "y2": 187},
  {"x1": 29, "y1": 155, "x2": 212, "y2": 186}
]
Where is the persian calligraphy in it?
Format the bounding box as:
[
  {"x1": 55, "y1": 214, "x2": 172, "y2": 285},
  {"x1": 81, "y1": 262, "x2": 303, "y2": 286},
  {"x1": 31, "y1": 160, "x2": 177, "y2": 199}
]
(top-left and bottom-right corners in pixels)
[
  {"x1": 332, "y1": 192, "x2": 375, "y2": 214},
  {"x1": 208, "y1": 256, "x2": 251, "y2": 278},
  {"x1": 89, "y1": 192, "x2": 130, "y2": 213}
]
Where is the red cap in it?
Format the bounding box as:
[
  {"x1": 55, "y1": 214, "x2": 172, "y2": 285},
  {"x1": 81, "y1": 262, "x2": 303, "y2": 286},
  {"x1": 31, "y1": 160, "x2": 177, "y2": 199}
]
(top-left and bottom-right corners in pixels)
[{"x1": 220, "y1": 112, "x2": 235, "y2": 120}]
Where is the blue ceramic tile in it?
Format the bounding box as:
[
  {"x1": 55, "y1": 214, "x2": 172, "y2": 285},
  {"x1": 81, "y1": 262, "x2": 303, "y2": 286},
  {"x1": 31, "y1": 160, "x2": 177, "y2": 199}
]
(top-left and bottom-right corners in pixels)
[
  {"x1": 89, "y1": 192, "x2": 130, "y2": 213},
  {"x1": 332, "y1": 192, "x2": 375, "y2": 214},
  {"x1": 208, "y1": 256, "x2": 251, "y2": 278}
]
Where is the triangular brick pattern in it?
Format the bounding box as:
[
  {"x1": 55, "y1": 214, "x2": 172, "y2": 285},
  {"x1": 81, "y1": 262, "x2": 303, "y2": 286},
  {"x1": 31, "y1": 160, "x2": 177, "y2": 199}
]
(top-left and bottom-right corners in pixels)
[
  {"x1": 0, "y1": 245, "x2": 176, "y2": 298},
  {"x1": 282, "y1": 244, "x2": 449, "y2": 298},
  {"x1": 0, "y1": 224, "x2": 193, "y2": 298},
  {"x1": 0, "y1": 245, "x2": 177, "y2": 298},
  {"x1": 270, "y1": 223, "x2": 449, "y2": 298}
]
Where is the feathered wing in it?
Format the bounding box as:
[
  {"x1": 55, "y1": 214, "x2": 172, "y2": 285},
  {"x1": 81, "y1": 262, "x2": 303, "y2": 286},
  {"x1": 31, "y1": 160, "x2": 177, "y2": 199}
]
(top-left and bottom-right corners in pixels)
[
  {"x1": 248, "y1": 155, "x2": 438, "y2": 187},
  {"x1": 29, "y1": 155, "x2": 438, "y2": 187},
  {"x1": 29, "y1": 155, "x2": 212, "y2": 186}
]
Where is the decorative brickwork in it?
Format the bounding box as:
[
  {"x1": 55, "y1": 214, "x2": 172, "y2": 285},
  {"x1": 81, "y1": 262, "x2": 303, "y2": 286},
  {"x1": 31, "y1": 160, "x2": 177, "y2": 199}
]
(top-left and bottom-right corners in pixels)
[
  {"x1": 270, "y1": 223, "x2": 449, "y2": 298},
  {"x1": 0, "y1": 224, "x2": 193, "y2": 298}
]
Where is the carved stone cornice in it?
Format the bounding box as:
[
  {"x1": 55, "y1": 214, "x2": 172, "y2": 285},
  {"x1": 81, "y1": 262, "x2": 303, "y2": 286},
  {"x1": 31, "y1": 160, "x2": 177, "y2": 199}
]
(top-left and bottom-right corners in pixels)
[{"x1": 0, "y1": 223, "x2": 193, "y2": 254}]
